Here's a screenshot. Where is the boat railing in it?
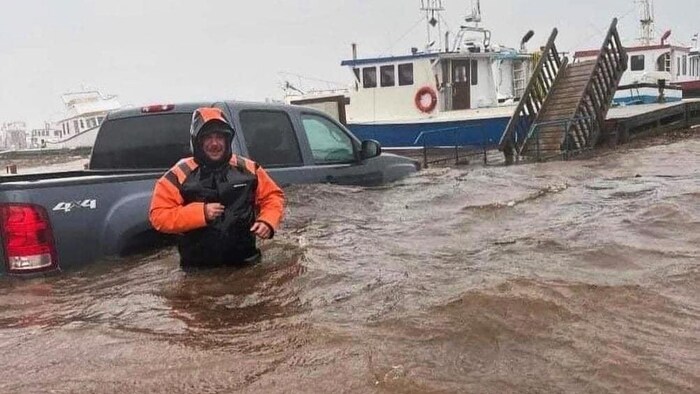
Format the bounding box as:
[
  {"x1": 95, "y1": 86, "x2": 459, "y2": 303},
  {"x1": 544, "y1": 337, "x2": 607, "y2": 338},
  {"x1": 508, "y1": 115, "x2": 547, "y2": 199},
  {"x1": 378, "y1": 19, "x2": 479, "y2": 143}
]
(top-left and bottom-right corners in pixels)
[
  {"x1": 526, "y1": 116, "x2": 595, "y2": 161},
  {"x1": 498, "y1": 28, "x2": 565, "y2": 164},
  {"x1": 565, "y1": 18, "x2": 627, "y2": 151},
  {"x1": 412, "y1": 124, "x2": 497, "y2": 168}
]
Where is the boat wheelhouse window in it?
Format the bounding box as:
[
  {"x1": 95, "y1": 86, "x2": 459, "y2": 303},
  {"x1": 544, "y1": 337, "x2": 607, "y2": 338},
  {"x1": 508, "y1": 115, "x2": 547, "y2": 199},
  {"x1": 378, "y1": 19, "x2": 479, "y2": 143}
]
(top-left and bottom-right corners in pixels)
[
  {"x1": 677, "y1": 57, "x2": 681, "y2": 76},
  {"x1": 380, "y1": 65, "x2": 395, "y2": 87},
  {"x1": 97, "y1": 116, "x2": 105, "y2": 125},
  {"x1": 398, "y1": 63, "x2": 414, "y2": 86},
  {"x1": 301, "y1": 113, "x2": 355, "y2": 164},
  {"x1": 353, "y1": 68, "x2": 360, "y2": 89},
  {"x1": 362, "y1": 67, "x2": 377, "y2": 88},
  {"x1": 80, "y1": 119, "x2": 85, "y2": 129},
  {"x1": 683, "y1": 55, "x2": 687, "y2": 75},
  {"x1": 630, "y1": 55, "x2": 645, "y2": 71},
  {"x1": 471, "y1": 59, "x2": 478, "y2": 86},
  {"x1": 657, "y1": 53, "x2": 671, "y2": 72},
  {"x1": 73, "y1": 120, "x2": 79, "y2": 133}
]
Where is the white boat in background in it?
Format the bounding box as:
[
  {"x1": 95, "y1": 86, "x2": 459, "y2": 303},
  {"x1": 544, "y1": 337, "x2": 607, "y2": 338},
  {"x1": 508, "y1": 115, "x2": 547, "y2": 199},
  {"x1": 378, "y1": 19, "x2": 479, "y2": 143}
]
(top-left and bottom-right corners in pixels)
[
  {"x1": 574, "y1": 0, "x2": 700, "y2": 105},
  {"x1": 286, "y1": 0, "x2": 538, "y2": 148},
  {"x1": 46, "y1": 90, "x2": 122, "y2": 149}
]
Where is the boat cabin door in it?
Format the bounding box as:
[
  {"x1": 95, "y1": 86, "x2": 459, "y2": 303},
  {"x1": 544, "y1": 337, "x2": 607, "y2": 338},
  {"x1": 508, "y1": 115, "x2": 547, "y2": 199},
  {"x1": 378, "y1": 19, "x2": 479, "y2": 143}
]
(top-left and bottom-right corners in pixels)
[{"x1": 452, "y1": 60, "x2": 471, "y2": 110}]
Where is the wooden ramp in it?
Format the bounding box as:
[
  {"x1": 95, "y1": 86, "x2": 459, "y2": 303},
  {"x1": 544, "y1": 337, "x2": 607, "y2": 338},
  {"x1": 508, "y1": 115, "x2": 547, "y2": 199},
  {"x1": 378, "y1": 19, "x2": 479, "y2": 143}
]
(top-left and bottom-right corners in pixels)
[{"x1": 499, "y1": 19, "x2": 628, "y2": 163}]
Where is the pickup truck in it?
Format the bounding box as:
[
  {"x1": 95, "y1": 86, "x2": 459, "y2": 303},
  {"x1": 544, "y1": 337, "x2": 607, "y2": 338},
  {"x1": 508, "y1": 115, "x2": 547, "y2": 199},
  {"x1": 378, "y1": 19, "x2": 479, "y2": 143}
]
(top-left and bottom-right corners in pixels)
[{"x1": 0, "y1": 101, "x2": 419, "y2": 276}]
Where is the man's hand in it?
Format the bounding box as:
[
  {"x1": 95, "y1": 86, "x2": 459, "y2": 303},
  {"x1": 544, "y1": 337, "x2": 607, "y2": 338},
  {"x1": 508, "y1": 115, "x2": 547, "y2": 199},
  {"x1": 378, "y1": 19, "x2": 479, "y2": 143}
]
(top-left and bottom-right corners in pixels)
[
  {"x1": 204, "y1": 203, "x2": 225, "y2": 222},
  {"x1": 251, "y1": 221, "x2": 272, "y2": 239}
]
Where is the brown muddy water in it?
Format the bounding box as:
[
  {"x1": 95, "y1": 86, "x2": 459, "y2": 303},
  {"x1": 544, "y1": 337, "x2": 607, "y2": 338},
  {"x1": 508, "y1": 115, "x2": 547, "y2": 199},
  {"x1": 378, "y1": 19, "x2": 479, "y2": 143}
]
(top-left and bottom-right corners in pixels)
[{"x1": 0, "y1": 137, "x2": 699, "y2": 393}]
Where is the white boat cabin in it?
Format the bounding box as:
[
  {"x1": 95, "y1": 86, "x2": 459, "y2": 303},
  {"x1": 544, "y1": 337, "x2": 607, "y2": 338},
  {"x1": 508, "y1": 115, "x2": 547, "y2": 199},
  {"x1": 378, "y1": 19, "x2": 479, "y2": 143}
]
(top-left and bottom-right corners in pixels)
[
  {"x1": 341, "y1": 49, "x2": 532, "y2": 123},
  {"x1": 55, "y1": 91, "x2": 121, "y2": 138},
  {"x1": 576, "y1": 44, "x2": 700, "y2": 87}
]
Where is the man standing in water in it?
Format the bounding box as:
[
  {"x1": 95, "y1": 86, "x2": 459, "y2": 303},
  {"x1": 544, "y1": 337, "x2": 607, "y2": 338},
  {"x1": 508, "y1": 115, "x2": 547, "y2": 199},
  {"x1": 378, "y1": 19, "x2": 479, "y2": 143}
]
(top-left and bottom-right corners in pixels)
[{"x1": 149, "y1": 107, "x2": 284, "y2": 270}]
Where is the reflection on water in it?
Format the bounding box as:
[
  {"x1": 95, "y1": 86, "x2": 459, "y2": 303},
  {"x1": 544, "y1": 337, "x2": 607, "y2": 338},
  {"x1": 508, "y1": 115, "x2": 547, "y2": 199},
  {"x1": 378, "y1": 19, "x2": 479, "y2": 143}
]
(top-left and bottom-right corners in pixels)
[{"x1": 1, "y1": 137, "x2": 699, "y2": 393}]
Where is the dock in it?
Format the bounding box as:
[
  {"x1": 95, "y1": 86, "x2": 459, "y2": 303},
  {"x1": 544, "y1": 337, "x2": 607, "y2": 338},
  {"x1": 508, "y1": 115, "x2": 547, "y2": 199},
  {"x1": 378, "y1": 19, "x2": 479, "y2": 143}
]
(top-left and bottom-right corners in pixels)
[{"x1": 603, "y1": 99, "x2": 700, "y2": 144}]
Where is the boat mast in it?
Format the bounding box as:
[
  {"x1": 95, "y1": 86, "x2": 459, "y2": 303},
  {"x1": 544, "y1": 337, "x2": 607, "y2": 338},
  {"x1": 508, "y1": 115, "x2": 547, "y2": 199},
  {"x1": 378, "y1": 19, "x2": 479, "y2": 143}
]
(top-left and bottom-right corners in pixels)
[
  {"x1": 420, "y1": 0, "x2": 445, "y2": 52},
  {"x1": 637, "y1": 0, "x2": 655, "y2": 46}
]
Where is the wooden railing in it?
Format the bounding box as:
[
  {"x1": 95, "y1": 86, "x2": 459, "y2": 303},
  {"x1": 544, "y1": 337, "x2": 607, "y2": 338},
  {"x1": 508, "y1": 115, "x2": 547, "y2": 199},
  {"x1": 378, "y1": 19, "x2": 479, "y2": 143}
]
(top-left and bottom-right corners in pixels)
[
  {"x1": 498, "y1": 28, "x2": 565, "y2": 164},
  {"x1": 567, "y1": 18, "x2": 627, "y2": 150}
]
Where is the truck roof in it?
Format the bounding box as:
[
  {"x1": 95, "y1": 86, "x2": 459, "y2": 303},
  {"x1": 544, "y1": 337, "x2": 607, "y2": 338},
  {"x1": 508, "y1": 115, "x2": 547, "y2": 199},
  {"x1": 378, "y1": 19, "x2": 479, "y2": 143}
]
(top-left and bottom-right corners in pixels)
[{"x1": 106, "y1": 101, "x2": 324, "y2": 120}]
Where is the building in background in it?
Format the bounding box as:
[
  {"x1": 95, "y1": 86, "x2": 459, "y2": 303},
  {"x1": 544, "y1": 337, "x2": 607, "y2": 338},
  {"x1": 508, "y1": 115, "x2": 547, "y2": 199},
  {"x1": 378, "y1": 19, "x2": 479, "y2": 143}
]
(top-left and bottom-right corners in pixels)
[
  {"x1": 29, "y1": 122, "x2": 61, "y2": 149},
  {"x1": 1, "y1": 121, "x2": 28, "y2": 151}
]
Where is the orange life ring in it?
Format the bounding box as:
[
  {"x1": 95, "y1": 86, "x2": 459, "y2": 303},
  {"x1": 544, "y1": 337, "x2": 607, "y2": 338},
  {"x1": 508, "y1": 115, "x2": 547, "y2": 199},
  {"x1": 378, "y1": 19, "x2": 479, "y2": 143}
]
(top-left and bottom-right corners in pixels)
[{"x1": 414, "y1": 87, "x2": 438, "y2": 113}]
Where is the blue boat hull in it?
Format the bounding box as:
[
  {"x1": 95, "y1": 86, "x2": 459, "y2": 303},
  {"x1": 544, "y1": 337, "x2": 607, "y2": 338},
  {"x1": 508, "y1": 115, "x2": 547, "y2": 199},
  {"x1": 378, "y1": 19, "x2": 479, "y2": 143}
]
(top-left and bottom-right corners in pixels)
[
  {"x1": 347, "y1": 117, "x2": 510, "y2": 148},
  {"x1": 613, "y1": 95, "x2": 683, "y2": 105}
]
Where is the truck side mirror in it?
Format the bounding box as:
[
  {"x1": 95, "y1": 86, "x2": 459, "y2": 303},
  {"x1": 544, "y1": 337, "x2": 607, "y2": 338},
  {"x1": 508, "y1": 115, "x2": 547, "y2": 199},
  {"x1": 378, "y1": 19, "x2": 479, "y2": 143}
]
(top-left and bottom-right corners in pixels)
[{"x1": 360, "y1": 140, "x2": 381, "y2": 160}]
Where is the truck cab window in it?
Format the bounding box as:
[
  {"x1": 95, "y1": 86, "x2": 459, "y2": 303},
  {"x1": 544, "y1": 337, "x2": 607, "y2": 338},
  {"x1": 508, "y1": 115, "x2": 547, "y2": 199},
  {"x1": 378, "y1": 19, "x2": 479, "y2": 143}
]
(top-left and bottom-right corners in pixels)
[
  {"x1": 90, "y1": 114, "x2": 192, "y2": 169},
  {"x1": 301, "y1": 114, "x2": 355, "y2": 164},
  {"x1": 239, "y1": 110, "x2": 303, "y2": 168}
]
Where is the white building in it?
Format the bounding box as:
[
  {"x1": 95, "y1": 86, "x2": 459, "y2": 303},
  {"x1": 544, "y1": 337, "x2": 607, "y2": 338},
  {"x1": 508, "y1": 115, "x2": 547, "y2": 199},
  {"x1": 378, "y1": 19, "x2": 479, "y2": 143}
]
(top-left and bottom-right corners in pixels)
[
  {"x1": 29, "y1": 122, "x2": 60, "y2": 149},
  {"x1": 1, "y1": 121, "x2": 28, "y2": 151}
]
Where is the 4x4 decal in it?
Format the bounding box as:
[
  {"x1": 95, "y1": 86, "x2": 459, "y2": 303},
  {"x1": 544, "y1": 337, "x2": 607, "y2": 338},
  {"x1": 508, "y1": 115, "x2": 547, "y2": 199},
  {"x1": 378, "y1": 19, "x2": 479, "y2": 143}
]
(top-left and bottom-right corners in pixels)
[{"x1": 52, "y1": 199, "x2": 97, "y2": 213}]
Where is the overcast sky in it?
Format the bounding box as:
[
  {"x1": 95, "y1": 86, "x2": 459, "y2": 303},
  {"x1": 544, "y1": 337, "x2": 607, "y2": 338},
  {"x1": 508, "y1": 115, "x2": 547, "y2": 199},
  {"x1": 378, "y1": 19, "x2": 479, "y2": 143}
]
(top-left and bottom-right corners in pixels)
[{"x1": 1, "y1": 0, "x2": 698, "y2": 128}]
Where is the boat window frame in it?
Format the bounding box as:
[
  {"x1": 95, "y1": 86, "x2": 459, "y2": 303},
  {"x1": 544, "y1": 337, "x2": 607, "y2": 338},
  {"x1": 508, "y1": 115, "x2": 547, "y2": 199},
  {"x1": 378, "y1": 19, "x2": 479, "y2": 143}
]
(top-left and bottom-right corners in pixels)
[
  {"x1": 630, "y1": 54, "x2": 645, "y2": 71},
  {"x1": 380, "y1": 65, "x2": 396, "y2": 87},
  {"x1": 398, "y1": 63, "x2": 414, "y2": 86},
  {"x1": 353, "y1": 68, "x2": 361, "y2": 89},
  {"x1": 362, "y1": 67, "x2": 377, "y2": 89}
]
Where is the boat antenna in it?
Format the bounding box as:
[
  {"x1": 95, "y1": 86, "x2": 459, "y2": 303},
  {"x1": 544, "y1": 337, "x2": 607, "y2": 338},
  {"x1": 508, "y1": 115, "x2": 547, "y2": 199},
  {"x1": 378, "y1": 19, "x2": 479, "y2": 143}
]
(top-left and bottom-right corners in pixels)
[
  {"x1": 464, "y1": 0, "x2": 482, "y2": 26},
  {"x1": 419, "y1": 0, "x2": 445, "y2": 52},
  {"x1": 451, "y1": 0, "x2": 490, "y2": 52},
  {"x1": 282, "y1": 81, "x2": 305, "y2": 95},
  {"x1": 637, "y1": 0, "x2": 655, "y2": 46}
]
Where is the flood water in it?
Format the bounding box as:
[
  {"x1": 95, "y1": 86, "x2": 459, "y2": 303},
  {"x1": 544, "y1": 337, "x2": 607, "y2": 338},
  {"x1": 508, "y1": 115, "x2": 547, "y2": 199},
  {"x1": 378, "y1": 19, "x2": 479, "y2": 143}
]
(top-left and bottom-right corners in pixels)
[{"x1": 1, "y1": 136, "x2": 698, "y2": 393}]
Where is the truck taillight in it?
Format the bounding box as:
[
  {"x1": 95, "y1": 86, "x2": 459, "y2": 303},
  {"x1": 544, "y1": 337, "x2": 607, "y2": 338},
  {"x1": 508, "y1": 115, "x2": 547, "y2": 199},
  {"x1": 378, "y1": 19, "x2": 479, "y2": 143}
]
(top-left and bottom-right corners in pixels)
[{"x1": 0, "y1": 204, "x2": 59, "y2": 274}]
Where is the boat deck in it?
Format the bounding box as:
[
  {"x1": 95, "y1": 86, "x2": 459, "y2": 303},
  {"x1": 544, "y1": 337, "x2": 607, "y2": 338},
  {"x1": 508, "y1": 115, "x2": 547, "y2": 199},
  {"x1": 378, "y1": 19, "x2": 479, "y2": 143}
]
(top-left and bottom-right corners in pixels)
[{"x1": 603, "y1": 99, "x2": 700, "y2": 143}]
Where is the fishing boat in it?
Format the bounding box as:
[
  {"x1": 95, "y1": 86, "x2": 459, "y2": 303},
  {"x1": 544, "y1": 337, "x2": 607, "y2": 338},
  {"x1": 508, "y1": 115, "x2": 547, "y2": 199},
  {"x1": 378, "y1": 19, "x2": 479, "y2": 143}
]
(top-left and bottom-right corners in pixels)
[{"x1": 285, "y1": 0, "x2": 538, "y2": 149}]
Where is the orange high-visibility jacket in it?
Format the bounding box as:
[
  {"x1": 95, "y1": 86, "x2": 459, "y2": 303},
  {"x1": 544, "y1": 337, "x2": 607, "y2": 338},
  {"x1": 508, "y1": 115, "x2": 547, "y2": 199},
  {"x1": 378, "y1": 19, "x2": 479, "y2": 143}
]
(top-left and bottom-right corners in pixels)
[{"x1": 149, "y1": 155, "x2": 284, "y2": 236}]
